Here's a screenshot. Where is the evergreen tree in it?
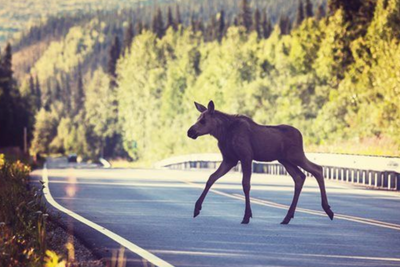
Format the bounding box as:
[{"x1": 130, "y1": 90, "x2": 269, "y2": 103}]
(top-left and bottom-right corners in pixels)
[
  {"x1": 29, "y1": 74, "x2": 35, "y2": 95},
  {"x1": 233, "y1": 16, "x2": 239, "y2": 27},
  {"x1": 0, "y1": 45, "x2": 13, "y2": 147},
  {"x1": 71, "y1": 65, "x2": 85, "y2": 116},
  {"x1": 305, "y1": 0, "x2": 314, "y2": 18},
  {"x1": 279, "y1": 15, "x2": 291, "y2": 35},
  {"x1": 295, "y1": 0, "x2": 305, "y2": 28},
  {"x1": 136, "y1": 21, "x2": 144, "y2": 35},
  {"x1": 0, "y1": 43, "x2": 27, "y2": 148},
  {"x1": 253, "y1": 8, "x2": 262, "y2": 38},
  {"x1": 262, "y1": 10, "x2": 272, "y2": 39},
  {"x1": 191, "y1": 15, "x2": 197, "y2": 32},
  {"x1": 54, "y1": 79, "x2": 61, "y2": 101},
  {"x1": 197, "y1": 18, "x2": 205, "y2": 34},
  {"x1": 217, "y1": 10, "x2": 226, "y2": 42},
  {"x1": 35, "y1": 75, "x2": 42, "y2": 110},
  {"x1": 206, "y1": 16, "x2": 217, "y2": 41},
  {"x1": 123, "y1": 21, "x2": 134, "y2": 54},
  {"x1": 108, "y1": 35, "x2": 121, "y2": 88},
  {"x1": 61, "y1": 73, "x2": 71, "y2": 113},
  {"x1": 167, "y1": 7, "x2": 175, "y2": 30},
  {"x1": 152, "y1": 8, "x2": 165, "y2": 38},
  {"x1": 316, "y1": 3, "x2": 326, "y2": 20},
  {"x1": 176, "y1": 5, "x2": 182, "y2": 26},
  {"x1": 328, "y1": 0, "x2": 363, "y2": 20},
  {"x1": 240, "y1": 0, "x2": 253, "y2": 32}
]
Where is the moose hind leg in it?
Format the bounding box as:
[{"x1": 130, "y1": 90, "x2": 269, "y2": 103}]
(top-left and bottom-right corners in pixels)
[
  {"x1": 241, "y1": 160, "x2": 253, "y2": 224},
  {"x1": 297, "y1": 158, "x2": 334, "y2": 220},
  {"x1": 279, "y1": 160, "x2": 306, "y2": 224}
]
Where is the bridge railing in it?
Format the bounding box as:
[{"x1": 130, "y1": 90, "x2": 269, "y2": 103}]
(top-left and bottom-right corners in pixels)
[{"x1": 155, "y1": 153, "x2": 400, "y2": 191}]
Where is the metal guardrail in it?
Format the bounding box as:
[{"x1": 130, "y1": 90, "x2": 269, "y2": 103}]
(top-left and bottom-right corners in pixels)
[{"x1": 155, "y1": 153, "x2": 400, "y2": 191}]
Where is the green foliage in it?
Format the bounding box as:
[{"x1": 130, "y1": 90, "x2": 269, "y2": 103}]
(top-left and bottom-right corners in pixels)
[
  {"x1": 116, "y1": 0, "x2": 400, "y2": 160},
  {"x1": 16, "y1": 0, "x2": 400, "y2": 161},
  {"x1": 31, "y1": 108, "x2": 60, "y2": 155}
]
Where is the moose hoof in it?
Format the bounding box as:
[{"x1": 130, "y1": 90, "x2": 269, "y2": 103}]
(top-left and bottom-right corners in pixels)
[
  {"x1": 280, "y1": 217, "x2": 291, "y2": 225},
  {"x1": 193, "y1": 209, "x2": 200, "y2": 218},
  {"x1": 323, "y1": 206, "x2": 334, "y2": 220},
  {"x1": 327, "y1": 210, "x2": 334, "y2": 220},
  {"x1": 241, "y1": 218, "x2": 250, "y2": 224}
]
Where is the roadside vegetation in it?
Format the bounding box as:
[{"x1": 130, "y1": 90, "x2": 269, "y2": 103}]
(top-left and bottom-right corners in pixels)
[
  {"x1": 1, "y1": 0, "x2": 399, "y2": 165},
  {"x1": 0, "y1": 154, "x2": 105, "y2": 266},
  {"x1": 0, "y1": 154, "x2": 50, "y2": 266}
]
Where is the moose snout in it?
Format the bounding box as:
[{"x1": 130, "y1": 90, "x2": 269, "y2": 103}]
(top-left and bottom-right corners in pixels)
[{"x1": 187, "y1": 127, "x2": 198, "y2": 139}]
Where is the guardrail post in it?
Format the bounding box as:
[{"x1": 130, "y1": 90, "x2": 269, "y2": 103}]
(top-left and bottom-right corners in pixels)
[
  {"x1": 382, "y1": 172, "x2": 388, "y2": 189},
  {"x1": 375, "y1": 172, "x2": 381, "y2": 187},
  {"x1": 396, "y1": 173, "x2": 400, "y2": 191},
  {"x1": 388, "y1": 173, "x2": 395, "y2": 189}
]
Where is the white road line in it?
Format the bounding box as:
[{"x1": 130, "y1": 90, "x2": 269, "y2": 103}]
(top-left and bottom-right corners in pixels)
[{"x1": 42, "y1": 165, "x2": 174, "y2": 267}]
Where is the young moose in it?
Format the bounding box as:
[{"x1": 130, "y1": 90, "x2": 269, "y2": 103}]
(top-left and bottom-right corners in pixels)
[{"x1": 187, "y1": 100, "x2": 334, "y2": 224}]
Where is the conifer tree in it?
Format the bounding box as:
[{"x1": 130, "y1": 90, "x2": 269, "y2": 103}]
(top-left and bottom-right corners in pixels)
[
  {"x1": 254, "y1": 8, "x2": 262, "y2": 38},
  {"x1": 217, "y1": 10, "x2": 226, "y2": 42},
  {"x1": 0, "y1": 43, "x2": 12, "y2": 94},
  {"x1": 233, "y1": 17, "x2": 239, "y2": 27},
  {"x1": 54, "y1": 80, "x2": 61, "y2": 101},
  {"x1": 108, "y1": 36, "x2": 121, "y2": 88},
  {"x1": 240, "y1": 0, "x2": 253, "y2": 32},
  {"x1": 29, "y1": 74, "x2": 35, "y2": 95},
  {"x1": 197, "y1": 18, "x2": 205, "y2": 33},
  {"x1": 328, "y1": 0, "x2": 363, "y2": 20},
  {"x1": 61, "y1": 73, "x2": 70, "y2": 113},
  {"x1": 71, "y1": 64, "x2": 85, "y2": 116},
  {"x1": 167, "y1": 7, "x2": 175, "y2": 30},
  {"x1": 191, "y1": 15, "x2": 197, "y2": 32},
  {"x1": 207, "y1": 16, "x2": 217, "y2": 41},
  {"x1": 295, "y1": 0, "x2": 305, "y2": 28},
  {"x1": 305, "y1": 0, "x2": 314, "y2": 18},
  {"x1": 35, "y1": 75, "x2": 42, "y2": 110},
  {"x1": 176, "y1": 5, "x2": 182, "y2": 26},
  {"x1": 136, "y1": 21, "x2": 144, "y2": 35},
  {"x1": 316, "y1": 3, "x2": 326, "y2": 20},
  {"x1": 123, "y1": 21, "x2": 134, "y2": 53},
  {"x1": 152, "y1": 8, "x2": 165, "y2": 39},
  {"x1": 279, "y1": 15, "x2": 291, "y2": 35},
  {"x1": 0, "y1": 43, "x2": 26, "y2": 148},
  {"x1": 262, "y1": 10, "x2": 272, "y2": 39}
]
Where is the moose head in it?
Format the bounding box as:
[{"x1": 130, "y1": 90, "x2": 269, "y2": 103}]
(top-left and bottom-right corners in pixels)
[{"x1": 187, "y1": 101, "x2": 217, "y2": 140}]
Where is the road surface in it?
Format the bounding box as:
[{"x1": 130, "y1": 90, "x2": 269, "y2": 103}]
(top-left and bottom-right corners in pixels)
[{"x1": 30, "y1": 158, "x2": 400, "y2": 267}]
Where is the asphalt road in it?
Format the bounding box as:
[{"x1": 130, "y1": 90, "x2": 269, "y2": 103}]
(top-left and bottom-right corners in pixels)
[{"x1": 30, "y1": 158, "x2": 400, "y2": 267}]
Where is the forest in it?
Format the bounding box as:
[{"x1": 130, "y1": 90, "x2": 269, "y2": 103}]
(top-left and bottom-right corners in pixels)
[{"x1": 0, "y1": 0, "x2": 399, "y2": 163}]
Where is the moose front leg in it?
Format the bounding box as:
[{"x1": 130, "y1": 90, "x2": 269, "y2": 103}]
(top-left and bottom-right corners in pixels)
[
  {"x1": 194, "y1": 159, "x2": 237, "y2": 218},
  {"x1": 241, "y1": 160, "x2": 253, "y2": 224}
]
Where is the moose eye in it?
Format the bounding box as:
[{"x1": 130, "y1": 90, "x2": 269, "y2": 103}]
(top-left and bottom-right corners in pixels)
[{"x1": 200, "y1": 119, "x2": 206, "y2": 125}]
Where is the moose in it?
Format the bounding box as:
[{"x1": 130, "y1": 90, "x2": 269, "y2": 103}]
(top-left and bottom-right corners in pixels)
[{"x1": 187, "y1": 100, "x2": 334, "y2": 224}]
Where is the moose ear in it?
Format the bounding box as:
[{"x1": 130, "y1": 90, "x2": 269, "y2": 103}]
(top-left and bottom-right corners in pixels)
[
  {"x1": 194, "y1": 102, "x2": 207, "y2": 113},
  {"x1": 207, "y1": 100, "x2": 215, "y2": 114}
]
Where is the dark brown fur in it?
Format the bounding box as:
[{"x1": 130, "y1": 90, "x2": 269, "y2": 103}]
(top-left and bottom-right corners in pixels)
[{"x1": 187, "y1": 101, "x2": 334, "y2": 224}]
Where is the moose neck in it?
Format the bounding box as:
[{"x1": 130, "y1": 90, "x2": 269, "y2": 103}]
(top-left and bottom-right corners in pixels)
[{"x1": 210, "y1": 111, "x2": 235, "y2": 142}]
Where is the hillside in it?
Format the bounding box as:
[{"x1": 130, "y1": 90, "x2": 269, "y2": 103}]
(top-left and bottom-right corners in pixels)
[
  {"x1": 1, "y1": 0, "x2": 324, "y2": 47},
  {"x1": 0, "y1": 0, "x2": 177, "y2": 46},
  {"x1": 3, "y1": 0, "x2": 399, "y2": 161}
]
